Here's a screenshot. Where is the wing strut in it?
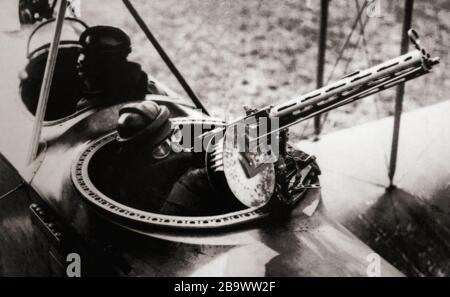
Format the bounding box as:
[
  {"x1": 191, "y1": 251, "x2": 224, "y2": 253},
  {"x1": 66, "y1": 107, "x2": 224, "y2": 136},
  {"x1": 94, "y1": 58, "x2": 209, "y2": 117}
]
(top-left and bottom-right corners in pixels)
[{"x1": 27, "y1": 0, "x2": 67, "y2": 164}]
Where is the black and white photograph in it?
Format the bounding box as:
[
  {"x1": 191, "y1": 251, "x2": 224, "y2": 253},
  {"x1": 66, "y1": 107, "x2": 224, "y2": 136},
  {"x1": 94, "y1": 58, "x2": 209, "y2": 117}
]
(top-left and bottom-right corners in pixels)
[{"x1": 0, "y1": 0, "x2": 449, "y2": 284}]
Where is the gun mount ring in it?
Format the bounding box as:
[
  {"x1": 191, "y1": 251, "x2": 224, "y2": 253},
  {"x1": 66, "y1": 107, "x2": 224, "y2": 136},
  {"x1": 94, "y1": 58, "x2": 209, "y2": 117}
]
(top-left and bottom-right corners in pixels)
[{"x1": 72, "y1": 131, "x2": 271, "y2": 230}]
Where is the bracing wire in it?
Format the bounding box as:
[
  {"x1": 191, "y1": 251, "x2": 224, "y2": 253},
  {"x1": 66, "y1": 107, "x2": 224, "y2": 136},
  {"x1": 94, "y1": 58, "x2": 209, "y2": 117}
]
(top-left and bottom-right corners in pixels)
[
  {"x1": 353, "y1": 0, "x2": 391, "y2": 172},
  {"x1": 324, "y1": 0, "x2": 369, "y2": 85},
  {"x1": 320, "y1": 0, "x2": 391, "y2": 172},
  {"x1": 355, "y1": 0, "x2": 371, "y2": 66},
  {"x1": 317, "y1": 0, "x2": 369, "y2": 133},
  {"x1": 320, "y1": 16, "x2": 370, "y2": 131}
]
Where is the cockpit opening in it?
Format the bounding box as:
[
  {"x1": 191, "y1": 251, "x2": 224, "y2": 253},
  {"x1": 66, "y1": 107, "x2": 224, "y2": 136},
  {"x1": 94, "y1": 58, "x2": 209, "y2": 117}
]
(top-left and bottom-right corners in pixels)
[
  {"x1": 20, "y1": 18, "x2": 87, "y2": 121},
  {"x1": 86, "y1": 101, "x2": 246, "y2": 217},
  {"x1": 71, "y1": 100, "x2": 272, "y2": 230},
  {"x1": 20, "y1": 19, "x2": 163, "y2": 122}
]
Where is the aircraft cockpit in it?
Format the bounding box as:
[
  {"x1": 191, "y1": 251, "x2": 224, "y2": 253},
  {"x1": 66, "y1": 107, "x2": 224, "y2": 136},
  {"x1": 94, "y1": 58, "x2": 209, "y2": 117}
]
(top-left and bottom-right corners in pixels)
[
  {"x1": 16, "y1": 2, "x2": 321, "y2": 232},
  {"x1": 20, "y1": 18, "x2": 86, "y2": 121},
  {"x1": 19, "y1": 17, "x2": 171, "y2": 123}
]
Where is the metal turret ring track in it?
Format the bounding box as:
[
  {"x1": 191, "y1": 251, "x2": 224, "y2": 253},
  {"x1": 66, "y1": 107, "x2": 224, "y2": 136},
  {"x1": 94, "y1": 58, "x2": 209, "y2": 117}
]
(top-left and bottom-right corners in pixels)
[{"x1": 71, "y1": 119, "x2": 270, "y2": 230}]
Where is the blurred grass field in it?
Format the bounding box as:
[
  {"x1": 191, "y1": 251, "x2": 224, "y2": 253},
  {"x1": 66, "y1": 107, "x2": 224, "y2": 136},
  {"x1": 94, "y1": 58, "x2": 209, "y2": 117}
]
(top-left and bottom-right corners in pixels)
[{"x1": 82, "y1": 0, "x2": 449, "y2": 140}]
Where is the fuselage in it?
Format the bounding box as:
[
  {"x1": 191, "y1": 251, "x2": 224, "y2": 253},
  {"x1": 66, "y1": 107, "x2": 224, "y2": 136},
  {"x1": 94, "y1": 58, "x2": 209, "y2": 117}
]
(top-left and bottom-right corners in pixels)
[{"x1": 0, "y1": 25, "x2": 403, "y2": 277}]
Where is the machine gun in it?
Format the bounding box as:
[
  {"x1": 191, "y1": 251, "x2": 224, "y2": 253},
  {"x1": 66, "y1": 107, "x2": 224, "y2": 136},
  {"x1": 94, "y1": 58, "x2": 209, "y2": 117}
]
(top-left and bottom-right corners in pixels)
[{"x1": 205, "y1": 29, "x2": 439, "y2": 209}]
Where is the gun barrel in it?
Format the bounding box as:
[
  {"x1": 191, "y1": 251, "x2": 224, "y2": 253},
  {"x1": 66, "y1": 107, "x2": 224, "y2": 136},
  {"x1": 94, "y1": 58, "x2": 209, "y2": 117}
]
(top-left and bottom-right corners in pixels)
[{"x1": 270, "y1": 49, "x2": 436, "y2": 119}]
